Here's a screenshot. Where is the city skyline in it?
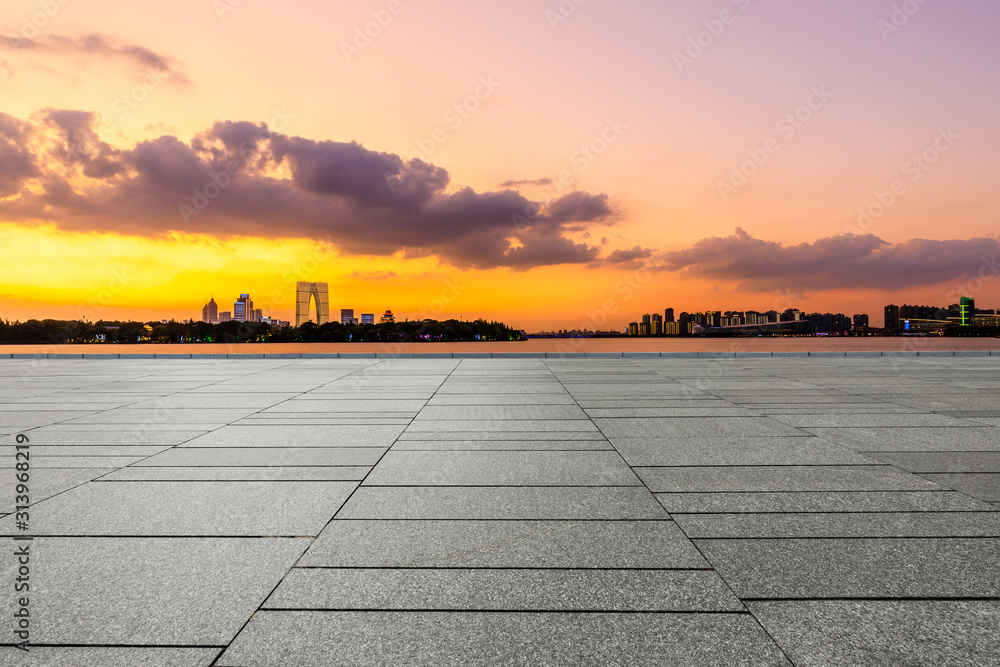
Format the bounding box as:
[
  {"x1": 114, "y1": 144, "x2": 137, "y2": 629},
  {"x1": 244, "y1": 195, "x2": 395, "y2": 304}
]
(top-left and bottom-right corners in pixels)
[{"x1": 2, "y1": 1, "x2": 1000, "y2": 329}]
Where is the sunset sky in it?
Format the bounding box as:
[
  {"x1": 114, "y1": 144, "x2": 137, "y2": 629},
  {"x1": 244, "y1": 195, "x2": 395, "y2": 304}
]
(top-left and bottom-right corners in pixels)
[{"x1": 2, "y1": 0, "x2": 999, "y2": 329}]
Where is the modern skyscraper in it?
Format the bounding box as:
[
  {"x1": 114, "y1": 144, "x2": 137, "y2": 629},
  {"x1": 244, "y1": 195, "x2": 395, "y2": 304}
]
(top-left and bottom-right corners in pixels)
[
  {"x1": 884, "y1": 304, "x2": 900, "y2": 330},
  {"x1": 361, "y1": 314, "x2": 375, "y2": 325},
  {"x1": 234, "y1": 294, "x2": 253, "y2": 322},
  {"x1": 664, "y1": 308, "x2": 675, "y2": 323},
  {"x1": 651, "y1": 313, "x2": 663, "y2": 336},
  {"x1": 341, "y1": 309, "x2": 354, "y2": 325},
  {"x1": 640, "y1": 313, "x2": 651, "y2": 336},
  {"x1": 295, "y1": 282, "x2": 330, "y2": 326},
  {"x1": 853, "y1": 314, "x2": 869, "y2": 329},
  {"x1": 201, "y1": 297, "x2": 218, "y2": 323},
  {"x1": 959, "y1": 297, "x2": 976, "y2": 326}
]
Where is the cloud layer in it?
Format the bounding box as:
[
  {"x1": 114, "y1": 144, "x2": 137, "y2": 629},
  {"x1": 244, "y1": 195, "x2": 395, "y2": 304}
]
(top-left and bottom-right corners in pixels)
[
  {"x1": 660, "y1": 228, "x2": 1000, "y2": 291},
  {"x1": 0, "y1": 110, "x2": 614, "y2": 270},
  {"x1": 2, "y1": 34, "x2": 188, "y2": 83}
]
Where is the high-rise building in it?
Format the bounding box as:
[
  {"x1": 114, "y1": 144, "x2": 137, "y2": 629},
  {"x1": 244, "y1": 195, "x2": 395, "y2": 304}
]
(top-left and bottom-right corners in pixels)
[
  {"x1": 234, "y1": 294, "x2": 253, "y2": 322},
  {"x1": 651, "y1": 313, "x2": 663, "y2": 336},
  {"x1": 640, "y1": 314, "x2": 651, "y2": 336},
  {"x1": 628, "y1": 322, "x2": 639, "y2": 336},
  {"x1": 664, "y1": 321, "x2": 680, "y2": 336},
  {"x1": 884, "y1": 304, "x2": 900, "y2": 330},
  {"x1": 201, "y1": 297, "x2": 218, "y2": 323},
  {"x1": 361, "y1": 314, "x2": 375, "y2": 325},
  {"x1": 296, "y1": 282, "x2": 330, "y2": 326},
  {"x1": 252, "y1": 308, "x2": 262, "y2": 323},
  {"x1": 853, "y1": 314, "x2": 869, "y2": 329},
  {"x1": 341, "y1": 309, "x2": 354, "y2": 325},
  {"x1": 219, "y1": 311, "x2": 232, "y2": 322},
  {"x1": 664, "y1": 308, "x2": 675, "y2": 323},
  {"x1": 959, "y1": 297, "x2": 975, "y2": 326}
]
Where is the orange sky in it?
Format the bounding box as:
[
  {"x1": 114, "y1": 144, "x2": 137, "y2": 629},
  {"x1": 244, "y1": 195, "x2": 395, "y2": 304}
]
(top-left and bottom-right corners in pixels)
[{"x1": 2, "y1": 0, "x2": 999, "y2": 329}]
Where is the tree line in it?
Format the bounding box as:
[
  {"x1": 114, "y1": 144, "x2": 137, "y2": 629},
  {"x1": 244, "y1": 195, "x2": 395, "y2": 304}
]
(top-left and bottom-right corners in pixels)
[{"x1": 0, "y1": 318, "x2": 525, "y2": 345}]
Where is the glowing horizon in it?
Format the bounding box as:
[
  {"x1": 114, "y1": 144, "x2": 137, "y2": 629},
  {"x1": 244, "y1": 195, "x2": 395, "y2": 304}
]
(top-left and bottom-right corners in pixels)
[{"x1": 3, "y1": 0, "x2": 999, "y2": 330}]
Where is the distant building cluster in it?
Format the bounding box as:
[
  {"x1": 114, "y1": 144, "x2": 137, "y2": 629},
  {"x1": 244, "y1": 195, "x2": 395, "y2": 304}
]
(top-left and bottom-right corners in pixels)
[
  {"x1": 200, "y1": 294, "x2": 288, "y2": 328},
  {"x1": 200, "y1": 284, "x2": 397, "y2": 329},
  {"x1": 627, "y1": 307, "x2": 855, "y2": 336},
  {"x1": 625, "y1": 297, "x2": 997, "y2": 336},
  {"x1": 337, "y1": 308, "x2": 395, "y2": 325},
  {"x1": 884, "y1": 297, "x2": 999, "y2": 332}
]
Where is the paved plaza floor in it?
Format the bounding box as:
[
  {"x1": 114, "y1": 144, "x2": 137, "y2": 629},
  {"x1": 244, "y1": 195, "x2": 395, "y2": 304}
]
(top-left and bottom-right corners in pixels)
[{"x1": 1, "y1": 356, "x2": 999, "y2": 666}]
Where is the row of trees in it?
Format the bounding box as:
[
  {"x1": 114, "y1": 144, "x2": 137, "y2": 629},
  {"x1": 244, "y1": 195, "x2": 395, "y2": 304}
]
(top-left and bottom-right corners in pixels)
[{"x1": 0, "y1": 318, "x2": 525, "y2": 344}]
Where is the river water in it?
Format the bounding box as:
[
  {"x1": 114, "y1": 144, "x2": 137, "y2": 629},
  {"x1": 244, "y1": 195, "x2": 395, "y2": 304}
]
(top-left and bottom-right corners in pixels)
[{"x1": 2, "y1": 337, "x2": 997, "y2": 354}]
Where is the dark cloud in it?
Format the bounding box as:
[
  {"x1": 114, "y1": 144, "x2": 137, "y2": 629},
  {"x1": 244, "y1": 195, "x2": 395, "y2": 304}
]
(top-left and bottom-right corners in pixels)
[
  {"x1": 661, "y1": 228, "x2": 1000, "y2": 291},
  {"x1": 498, "y1": 178, "x2": 553, "y2": 187},
  {"x1": 41, "y1": 109, "x2": 125, "y2": 178},
  {"x1": 2, "y1": 111, "x2": 614, "y2": 270},
  {"x1": 0, "y1": 113, "x2": 39, "y2": 196},
  {"x1": 3, "y1": 34, "x2": 188, "y2": 84},
  {"x1": 605, "y1": 245, "x2": 656, "y2": 264}
]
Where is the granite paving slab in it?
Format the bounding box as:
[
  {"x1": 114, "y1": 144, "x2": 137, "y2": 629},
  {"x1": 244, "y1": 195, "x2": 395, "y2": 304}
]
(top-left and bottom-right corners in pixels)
[
  {"x1": 673, "y1": 512, "x2": 1000, "y2": 538},
  {"x1": 0, "y1": 647, "x2": 222, "y2": 666},
  {"x1": 1, "y1": 467, "x2": 114, "y2": 512},
  {"x1": 805, "y1": 427, "x2": 1000, "y2": 451},
  {"x1": 134, "y1": 446, "x2": 385, "y2": 467},
  {"x1": 391, "y1": 438, "x2": 614, "y2": 450},
  {"x1": 0, "y1": 480, "x2": 357, "y2": 536},
  {"x1": 179, "y1": 424, "x2": 404, "y2": 447},
  {"x1": 264, "y1": 568, "x2": 743, "y2": 612},
  {"x1": 404, "y1": 419, "x2": 600, "y2": 432},
  {"x1": 396, "y1": 431, "x2": 608, "y2": 441},
  {"x1": 426, "y1": 394, "x2": 578, "y2": 405},
  {"x1": 300, "y1": 520, "x2": 707, "y2": 568},
  {"x1": 594, "y1": 417, "x2": 807, "y2": 438},
  {"x1": 362, "y1": 450, "x2": 640, "y2": 486},
  {"x1": 16, "y1": 429, "x2": 206, "y2": 445},
  {"x1": 872, "y1": 452, "x2": 1000, "y2": 473},
  {"x1": 217, "y1": 611, "x2": 791, "y2": 666},
  {"x1": 696, "y1": 537, "x2": 1000, "y2": 598},
  {"x1": 748, "y1": 600, "x2": 1000, "y2": 667},
  {"x1": 922, "y1": 473, "x2": 1000, "y2": 502},
  {"x1": 101, "y1": 465, "x2": 371, "y2": 481},
  {"x1": 769, "y1": 413, "x2": 978, "y2": 428},
  {"x1": 336, "y1": 486, "x2": 668, "y2": 519},
  {"x1": 415, "y1": 405, "x2": 588, "y2": 420},
  {"x1": 656, "y1": 490, "x2": 997, "y2": 513},
  {"x1": 611, "y1": 437, "x2": 876, "y2": 466},
  {"x1": 0, "y1": 537, "x2": 308, "y2": 644},
  {"x1": 636, "y1": 466, "x2": 941, "y2": 493}
]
